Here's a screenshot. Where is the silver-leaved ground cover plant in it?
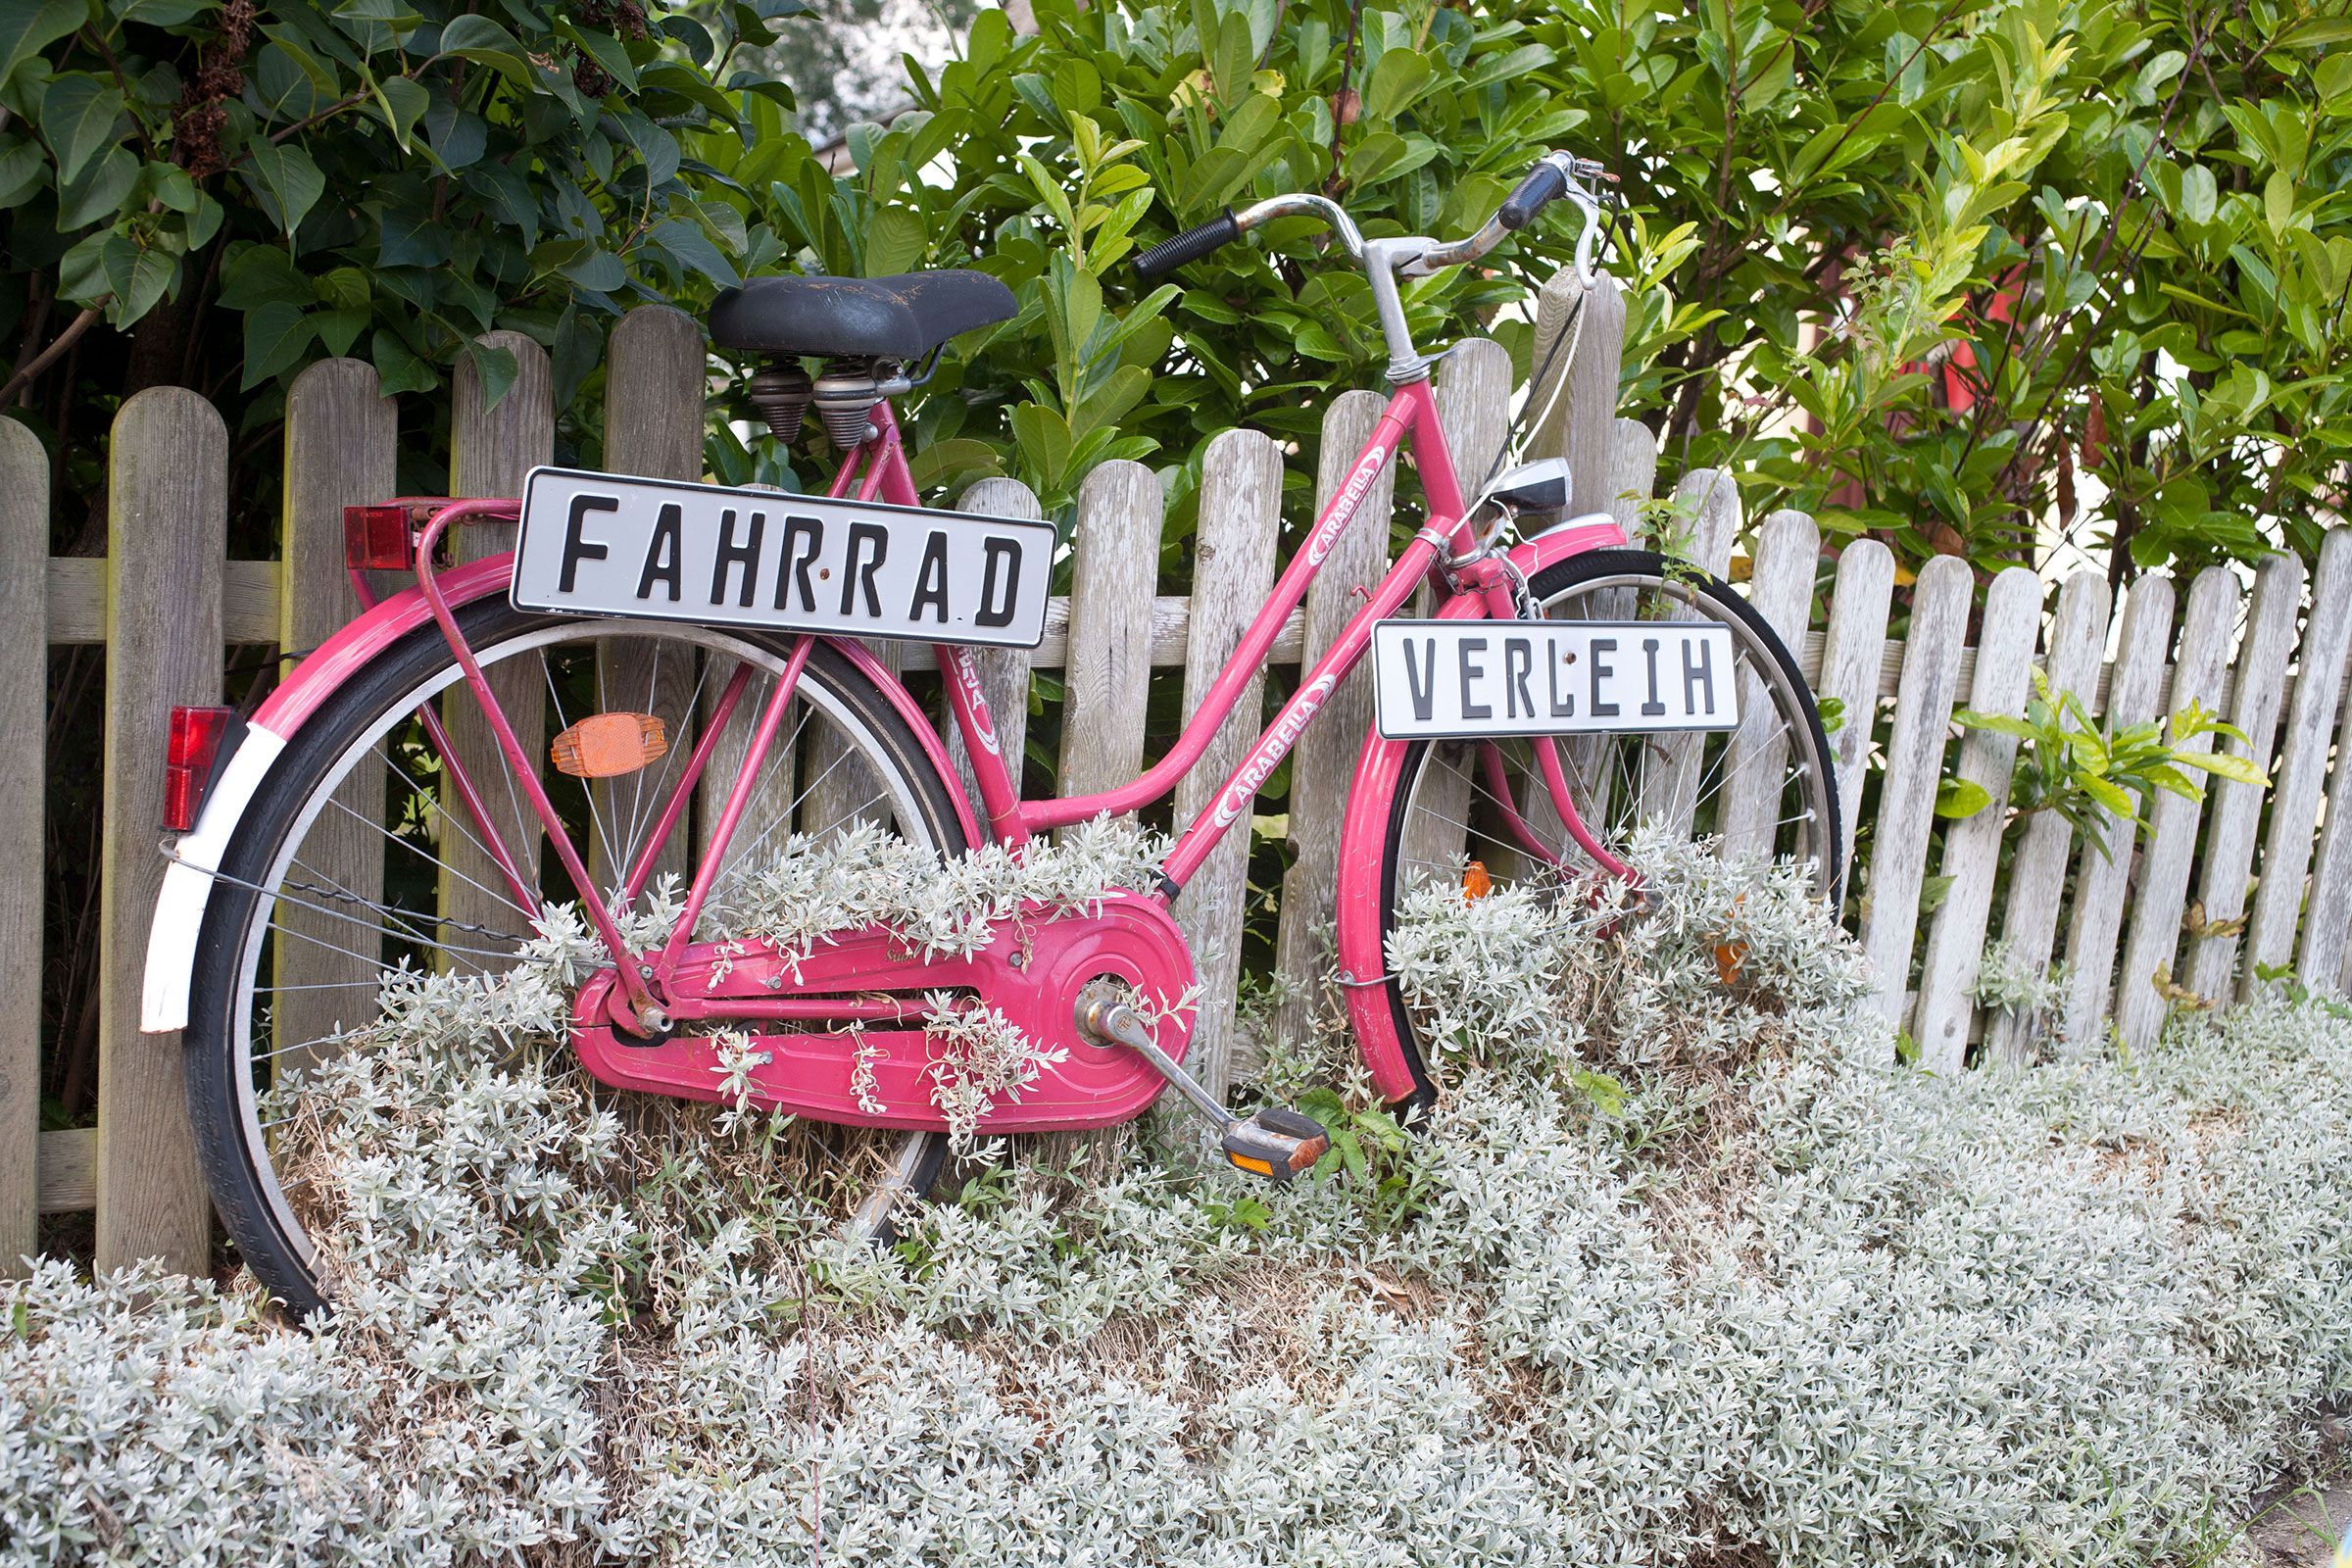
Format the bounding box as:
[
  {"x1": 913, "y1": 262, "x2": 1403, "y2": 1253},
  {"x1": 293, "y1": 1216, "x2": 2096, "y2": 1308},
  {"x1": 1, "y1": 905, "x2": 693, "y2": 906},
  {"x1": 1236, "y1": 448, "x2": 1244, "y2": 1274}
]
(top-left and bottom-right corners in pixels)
[{"x1": 4, "y1": 832, "x2": 2348, "y2": 1565}]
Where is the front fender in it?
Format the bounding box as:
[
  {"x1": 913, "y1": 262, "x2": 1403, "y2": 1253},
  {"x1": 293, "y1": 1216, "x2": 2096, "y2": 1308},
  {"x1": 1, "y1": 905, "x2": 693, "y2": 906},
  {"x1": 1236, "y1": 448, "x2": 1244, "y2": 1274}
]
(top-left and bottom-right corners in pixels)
[
  {"x1": 141, "y1": 553, "x2": 980, "y2": 1032},
  {"x1": 1333, "y1": 512, "x2": 1629, "y2": 1102}
]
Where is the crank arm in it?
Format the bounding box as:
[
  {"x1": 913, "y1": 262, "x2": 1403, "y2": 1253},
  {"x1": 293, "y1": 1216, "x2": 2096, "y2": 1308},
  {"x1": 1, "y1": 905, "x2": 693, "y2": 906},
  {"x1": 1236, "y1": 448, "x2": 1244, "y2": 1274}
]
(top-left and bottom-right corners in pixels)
[{"x1": 1076, "y1": 996, "x2": 1330, "y2": 1183}]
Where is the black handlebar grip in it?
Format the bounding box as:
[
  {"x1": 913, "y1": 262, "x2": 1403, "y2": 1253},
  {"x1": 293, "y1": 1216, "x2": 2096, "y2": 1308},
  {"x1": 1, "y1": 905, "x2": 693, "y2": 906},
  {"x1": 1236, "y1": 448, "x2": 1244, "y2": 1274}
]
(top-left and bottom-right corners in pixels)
[
  {"x1": 1134, "y1": 209, "x2": 1242, "y2": 279},
  {"x1": 1497, "y1": 162, "x2": 1569, "y2": 231}
]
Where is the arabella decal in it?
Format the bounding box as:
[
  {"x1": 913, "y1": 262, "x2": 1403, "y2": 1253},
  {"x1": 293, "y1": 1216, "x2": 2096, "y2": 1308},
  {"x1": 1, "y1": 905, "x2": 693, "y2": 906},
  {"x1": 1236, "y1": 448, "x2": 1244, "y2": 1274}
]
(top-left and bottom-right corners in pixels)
[
  {"x1": 952, "y1": 649, "x2": 1001, "y2": 756},
  {"x1": 1213, "y1": 673, "x2": 1338, "y2": 827},
  {"x1": 1305, "y1": 444, "x2": 1390, "y2": 566}
]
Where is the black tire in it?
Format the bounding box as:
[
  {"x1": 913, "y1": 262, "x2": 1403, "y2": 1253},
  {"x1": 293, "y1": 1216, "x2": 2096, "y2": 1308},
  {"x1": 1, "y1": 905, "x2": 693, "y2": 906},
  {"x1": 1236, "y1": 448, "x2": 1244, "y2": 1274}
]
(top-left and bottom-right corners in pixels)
[
  {"x1": 1374, "y1": 549, "x2": 1840, "y2": 1103},
  {"x1": 183, "y1": 599, "x2": 965, "y2": 1319}
]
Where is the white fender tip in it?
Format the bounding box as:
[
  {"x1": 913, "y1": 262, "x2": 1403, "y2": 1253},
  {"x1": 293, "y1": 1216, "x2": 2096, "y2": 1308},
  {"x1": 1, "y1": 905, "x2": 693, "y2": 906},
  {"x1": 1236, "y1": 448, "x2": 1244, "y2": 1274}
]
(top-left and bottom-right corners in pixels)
[{"x1": 140, "y1": 727, "x2": 286, "y2": 1034}]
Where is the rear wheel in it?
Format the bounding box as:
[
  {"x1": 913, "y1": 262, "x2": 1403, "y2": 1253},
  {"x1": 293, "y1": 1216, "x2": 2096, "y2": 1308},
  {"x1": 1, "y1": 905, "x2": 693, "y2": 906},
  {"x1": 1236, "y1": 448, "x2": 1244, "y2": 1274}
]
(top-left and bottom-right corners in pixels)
[
  {"x1": 183, "y1": 599, "x2": 963, "y2": 1318},
  {"x1": 1375, "y1": 549, "x2": 1839, "y2": 1099}
]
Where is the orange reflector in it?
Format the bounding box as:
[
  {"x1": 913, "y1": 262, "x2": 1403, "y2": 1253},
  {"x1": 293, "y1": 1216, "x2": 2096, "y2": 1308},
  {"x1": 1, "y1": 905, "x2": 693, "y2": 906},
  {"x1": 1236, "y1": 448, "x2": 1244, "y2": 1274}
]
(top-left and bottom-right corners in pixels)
[
  {"x1": 551, "y1": 712, "x2": 667, "y2": 778},
  {"x1": 1461, "y1": 859, "x2": 1493, "y2": 901},
  {"x1": 1227, "y1": 1153, "x2": 1275, "y2": 1177},
  {"x1": 1714, "y1": 939, "x2": 1748, "y2": 988}
]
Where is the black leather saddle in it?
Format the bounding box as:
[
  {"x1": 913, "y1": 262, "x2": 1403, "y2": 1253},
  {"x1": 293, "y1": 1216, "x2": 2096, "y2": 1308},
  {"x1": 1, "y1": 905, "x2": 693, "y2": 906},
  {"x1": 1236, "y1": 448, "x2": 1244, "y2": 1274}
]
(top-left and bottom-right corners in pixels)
[{"x1": 708, "y1": 270, "x2": 1017, "y2": 361}]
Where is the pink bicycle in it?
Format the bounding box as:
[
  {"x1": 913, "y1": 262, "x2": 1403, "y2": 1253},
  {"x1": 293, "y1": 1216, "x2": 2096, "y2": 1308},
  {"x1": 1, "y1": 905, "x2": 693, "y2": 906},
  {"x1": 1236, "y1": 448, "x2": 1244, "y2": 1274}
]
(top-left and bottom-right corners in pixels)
[{"x1": 142, "y1": 154, "x2": 1838, "y2": 1315}]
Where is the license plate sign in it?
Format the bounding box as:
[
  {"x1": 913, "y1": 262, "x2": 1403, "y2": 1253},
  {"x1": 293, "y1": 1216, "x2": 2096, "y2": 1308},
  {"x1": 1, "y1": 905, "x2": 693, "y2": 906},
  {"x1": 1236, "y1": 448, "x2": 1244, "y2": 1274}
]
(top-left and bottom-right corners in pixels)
[
  {"x1": 1371, "y1": 619, "x2": 1740, "y2": 740},
  {"x1": 511, "y1": 466, "x2": 1056, "y2": 649}
]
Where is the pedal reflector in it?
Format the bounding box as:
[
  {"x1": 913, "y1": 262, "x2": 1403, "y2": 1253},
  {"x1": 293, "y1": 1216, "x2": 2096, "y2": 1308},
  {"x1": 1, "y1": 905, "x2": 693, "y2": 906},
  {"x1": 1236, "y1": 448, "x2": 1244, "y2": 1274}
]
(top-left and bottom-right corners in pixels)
[
  {"x1": 1462, "y1": 859, "x2": 1493, "y2": 900},
  {"x1": 551, "y1": 712, "x2": 667, "y2": 778},
  {"x1": 1221, "y1": 1106, "x2": 1331, "y2": 1184}
]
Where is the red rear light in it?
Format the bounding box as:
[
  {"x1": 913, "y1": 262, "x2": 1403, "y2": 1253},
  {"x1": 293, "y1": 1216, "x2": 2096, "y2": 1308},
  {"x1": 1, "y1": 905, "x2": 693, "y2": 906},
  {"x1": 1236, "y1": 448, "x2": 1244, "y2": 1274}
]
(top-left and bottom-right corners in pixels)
[
  {"x1": 344, "y1": 504, "x2": 416, "y2": 570},
  {"x1": 164, "y1": 707, "x2": 236, "y2": 832}
]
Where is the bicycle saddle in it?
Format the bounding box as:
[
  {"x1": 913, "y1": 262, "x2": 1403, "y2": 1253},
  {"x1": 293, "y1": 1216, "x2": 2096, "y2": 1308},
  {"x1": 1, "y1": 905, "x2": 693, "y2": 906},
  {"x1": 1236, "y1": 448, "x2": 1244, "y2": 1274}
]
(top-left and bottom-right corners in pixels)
[{"x1": 708, "y1": 270, "x2": 1017, "y2": 361}]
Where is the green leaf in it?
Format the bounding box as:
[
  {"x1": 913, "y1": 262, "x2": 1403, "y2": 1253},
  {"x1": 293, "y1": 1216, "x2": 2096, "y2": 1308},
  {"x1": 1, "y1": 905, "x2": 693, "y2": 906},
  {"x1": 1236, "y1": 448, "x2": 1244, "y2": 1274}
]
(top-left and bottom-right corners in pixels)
[
  {"x1": 242, "y1": 140, "x2": 325, "y2": 235},
  {"x1": 862, "y1": 206, "x2": 926, "y2": 278},
  {"x1": 0, "y1": 0, "x2": 86, "y2": 87},
  {"x1": 557, "y1": 246, "x2": 624, "y2": 292},
  {"x1": 374, "y1": 75, "x2": 430, "y2": 150},
  {"x1": 241, "y1": 301, "x2": 315, "y2": 388},
  {"x1": 38, "y1": 73, "x2": 124, "y2": 186},
  {"x1": 434, "y1": 13, "x2": 532, "y2": 81},
  {"x1": 104, "y1": 240, "x2": 175, "y2": 323},
  {"x1": 2170, "y1": 749, "x2": 2268, "y2": 787},
  {"x1": 54, "y1": 142, "x2": 135, "y2": 227},
  {"x1": 464, "y1": 339, "x2": 519, "y2": 412},
  {"x1": 369, "y1": 326, "x2": 435, "y2": 395},
  {"x1": 0, "y1": 135, "x2": 47, "y2": 206},
  {"x1": 117, "y1": 0, "x2": 217, "y2": 21},
  {"x1": 648, "y1": 216, "x2": 738, "y2": 288},
  {"x1": 220, "y1": 243, "x2": 314, "y2": 309},
  {"x1": 1935, "y1": 777, "x2": 1992, "y2": 818},
  {"x1": 1953, "y1": 708, "x2": 2035, "y2": 740}
]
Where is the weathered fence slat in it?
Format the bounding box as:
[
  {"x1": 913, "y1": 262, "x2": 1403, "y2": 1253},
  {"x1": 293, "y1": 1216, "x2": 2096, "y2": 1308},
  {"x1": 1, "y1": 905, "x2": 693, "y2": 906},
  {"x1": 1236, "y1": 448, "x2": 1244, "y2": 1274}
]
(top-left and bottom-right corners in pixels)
[
  {"x1": 1056, "y1": 461, "x2": 1163, "y2": 800},
  {"x1": 2251, "y1": 529, "x2": 2352, "y2": 993},
  {"x1": 1911, "y1": 566, "x2": 2042, "y2": 1070},
  {"x1": 1641, "y1": 467, "x2": 1740, "y2": 841},
  {"x1": 1604, "y1": 418, "x2": 1658, "y2": 536},
  {"x1": 1859, "y1": 554, "x2": 1970, "y2": 1023},
  {"x1": 1170, "y1": 429, "x2": 1284, "y2": 1102},
  {"x1": 442, "y1": 333, "x2": 554, "y2": 951},
  {"x1": 1270, "y1": 390, "x2": 1396, "y2": 1058},
  {"x1": 1531, "y1": 271, "x2": 1626, "y2": 522},
  {"x1": 1717, "y1": 509, "x2": 1817, "y2": 861},
  {"x1": 96, "y1": 389, "x2": 226, "y2": 1278},
  {"x1": 1813, "y1": 539, "x2": 1895, "y2": 886},
  {"x1": 2063, "y1": 575, "x2": 2178, "y2": 1041},
  {"x1": 945, "y1": 477, "x2": 1044, "y2": 821},
  {"x1": 2185, "y1": 553, "x2": 2303, "y2": 998},
  {"x1": 273, "y1": 360, "x2": 398, "y2": 1072},
  {"x1": 597, "y1": 307, "x2": 706, "y2": 893},
  {"x1": 2116, "y1": 566, "x2": 2239, "y2": 1049},
  {"x1": 0, "y1": 418, "x2": 46, "y2": 1274},
  {"x1": 1984, "y1": 568, "x2": 2111, "y2": 1064},
  {"x1": 2301, "y1": 620, "x2": 2352, "y2": 989}
]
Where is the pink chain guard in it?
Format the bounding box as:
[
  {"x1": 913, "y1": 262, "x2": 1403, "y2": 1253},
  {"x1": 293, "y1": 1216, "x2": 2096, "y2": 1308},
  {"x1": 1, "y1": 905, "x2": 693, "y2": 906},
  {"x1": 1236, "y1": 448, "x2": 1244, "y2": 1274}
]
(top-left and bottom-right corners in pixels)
[{"x1": 568, "y1": 892, "x2": 1197, "y2": 1132}]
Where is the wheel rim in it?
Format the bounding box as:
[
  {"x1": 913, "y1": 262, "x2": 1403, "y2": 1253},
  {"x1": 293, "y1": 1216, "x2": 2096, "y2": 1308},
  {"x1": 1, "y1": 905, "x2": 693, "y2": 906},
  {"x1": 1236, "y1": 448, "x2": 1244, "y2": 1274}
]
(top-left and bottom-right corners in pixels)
[
  {"x1": 222, "y1": 619, "x2": 950, "y2": 1282},
  {"x1": 1391, "y1": 568, "x2": 1838, "y2": 904}
]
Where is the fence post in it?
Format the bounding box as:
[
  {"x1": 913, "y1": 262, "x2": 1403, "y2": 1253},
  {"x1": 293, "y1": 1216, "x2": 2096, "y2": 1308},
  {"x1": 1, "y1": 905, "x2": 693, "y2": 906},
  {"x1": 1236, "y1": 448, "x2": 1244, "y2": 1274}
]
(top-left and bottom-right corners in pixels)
[
  {"x1": 598, "y1": 307, "x2": 706, "y2": 891},
  {"x1": 441, "y1": 333, "x2": 554, "y2": 952},
  {"x1": 1911, "y1": 565, "x2": 2042, "y2": 1069},
  {"x1": 2248, "y1": 528, "x2": 2352, "y2": 993},
  {"x1": 945, "y1": 477, "x2": 1043, "y2": 818},
  {"x1": 1860, "y1": 553, "x2": 1970, "y2": 1026},
  {"x1": 1528, "y1": 270, "x2": 1626, "y2": 520},
  {"x1": 1056, "y1": 461, "x2": 1162, "y2": 798},
  {"x1": 2063, "y1": 575, "x2": 2177, "y2": 1041},
  {"x1": 0, "y1": 418, "x2": 45, "y2": 1274},
  {"x1": 1604, "y1": 418, "x2": 1658, "y2": 537},
  {"x1": 1717, "y1": 510, "x2": 1819, "y2": 861},
  {"x1": 2116, "y1": 566, "x2": 2238, "y2": 1048},
  {"x1": 1984, "y1": 568, "x2": 2110, "y2": 1064},
  {"x1": 2185, "y1": 552, "x2": 2302, "y2": 997},
  {"x1": 95, "y1": 389, "x2": 225, "y2": 1278},
  {"x1": 1270, "y1": 390, "x2": 1396, "y2": 1058},
  {"x1": 272, "y1": 360, "x2": 397, "y2": 1069},
  {"x1": 1640, "y1": 468, "x2": 1740, "y2": 841},
  {"x1": 1815, "y1": 540, "x2": 1896, "y2": 888},
  {"x1": 1170, "y1": 429, "x2": 1283, "y2": 1102}
]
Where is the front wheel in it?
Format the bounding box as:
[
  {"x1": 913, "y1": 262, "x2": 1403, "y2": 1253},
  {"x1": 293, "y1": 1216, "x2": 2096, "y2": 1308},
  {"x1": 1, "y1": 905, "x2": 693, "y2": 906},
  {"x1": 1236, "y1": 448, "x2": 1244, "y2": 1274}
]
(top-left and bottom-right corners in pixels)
[{"x1": 1374, "y1": 548, "x2": 1840, "y2": 1101}]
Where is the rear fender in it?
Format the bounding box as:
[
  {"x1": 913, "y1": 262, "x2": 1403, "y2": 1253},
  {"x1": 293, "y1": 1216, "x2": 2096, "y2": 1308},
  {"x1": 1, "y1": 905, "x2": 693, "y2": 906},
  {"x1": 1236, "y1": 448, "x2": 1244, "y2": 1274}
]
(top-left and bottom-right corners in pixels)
[{"x1": 141, "y1": 554, "x2": 980, "y2": 1032}]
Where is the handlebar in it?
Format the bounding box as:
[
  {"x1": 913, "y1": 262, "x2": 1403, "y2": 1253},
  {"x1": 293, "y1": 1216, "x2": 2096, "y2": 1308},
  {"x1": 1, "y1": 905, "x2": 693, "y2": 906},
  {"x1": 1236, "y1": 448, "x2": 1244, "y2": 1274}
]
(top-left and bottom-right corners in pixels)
[{"x1": 1129, "y1": 152, "x2": 1609, "y2": 287}]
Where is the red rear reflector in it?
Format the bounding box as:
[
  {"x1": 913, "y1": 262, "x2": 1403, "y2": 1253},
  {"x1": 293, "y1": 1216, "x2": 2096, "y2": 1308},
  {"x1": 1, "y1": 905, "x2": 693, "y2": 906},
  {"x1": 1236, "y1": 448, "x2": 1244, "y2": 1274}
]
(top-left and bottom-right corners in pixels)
[
  {"x1": 344, "y1": 504, "x2": 416, "y2": 570},
  {"x1": 164, "y1": 707, "x2": 235, "y2": 831},
  {"x1": 551, "y1": 712, "x2": 667, "y2": 778}
]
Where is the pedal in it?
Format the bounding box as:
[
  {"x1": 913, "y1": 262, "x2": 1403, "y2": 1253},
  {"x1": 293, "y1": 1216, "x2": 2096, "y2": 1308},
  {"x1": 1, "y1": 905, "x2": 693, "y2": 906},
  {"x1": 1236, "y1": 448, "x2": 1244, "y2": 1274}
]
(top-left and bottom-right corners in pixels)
[
  {"x1": 1074, "y1": 986, "x2": 1329, "y2": 1183},
  {"x1": 1220, "y1": 1106, "x2": 1330, "y2": 1184}
]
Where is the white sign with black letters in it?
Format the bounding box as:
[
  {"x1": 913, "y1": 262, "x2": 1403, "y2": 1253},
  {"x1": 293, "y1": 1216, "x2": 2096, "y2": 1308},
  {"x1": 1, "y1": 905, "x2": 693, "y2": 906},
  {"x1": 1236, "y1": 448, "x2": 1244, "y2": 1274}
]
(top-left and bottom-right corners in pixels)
[
  {"x1": 1371, "y1": 619, "x2": 1740, "y2": 740},
  {"x1": 511, "y1": 466, "x2": 1055, "y2": 649}
]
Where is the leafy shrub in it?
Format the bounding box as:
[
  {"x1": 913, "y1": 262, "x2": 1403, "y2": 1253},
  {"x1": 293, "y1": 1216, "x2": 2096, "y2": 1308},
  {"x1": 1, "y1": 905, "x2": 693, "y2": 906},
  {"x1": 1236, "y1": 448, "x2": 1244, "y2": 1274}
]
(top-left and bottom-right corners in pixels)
[{"x1": 6, "y1": 838, "x2": 2351, "y2": 1564}]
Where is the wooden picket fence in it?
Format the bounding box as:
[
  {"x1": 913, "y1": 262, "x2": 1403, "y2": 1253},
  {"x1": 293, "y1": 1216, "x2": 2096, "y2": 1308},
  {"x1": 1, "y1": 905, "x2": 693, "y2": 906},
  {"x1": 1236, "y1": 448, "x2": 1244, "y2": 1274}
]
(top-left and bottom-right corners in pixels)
[{"x1": 6, "y1": 270, "x2": 2351, "y2": 1281}]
